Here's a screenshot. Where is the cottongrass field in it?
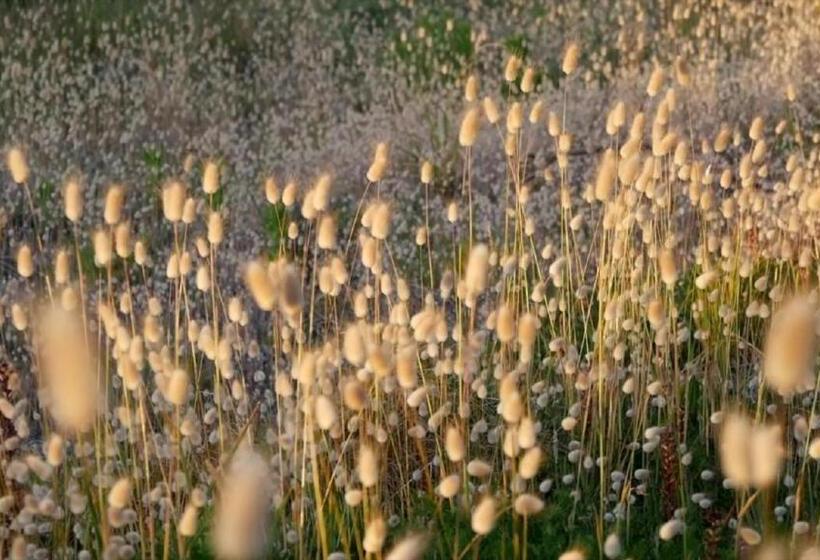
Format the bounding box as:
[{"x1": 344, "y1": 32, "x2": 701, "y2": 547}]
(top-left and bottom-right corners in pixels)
[{"x1": 1, "y1": 2, "x2": 820, "y2": 559}]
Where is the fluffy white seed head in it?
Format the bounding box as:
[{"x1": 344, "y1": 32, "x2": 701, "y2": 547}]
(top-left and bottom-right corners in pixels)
[
  {"x1": 363, "y1": 516, "x2": 387, "y2": 554},
  {"x1": 763, "y1": 295, "x2": 817, "y2": 397},
  {"x1": 562, "y1": 42, "x2": 580, "y2": 75},
  {"x1": 314, "y1": 395, "x2": 338, "y2": 430},
  {"x1": 162, "y1": 180, "x2": 187, "y2": 222},
  {"x1": 385, "y1": 533, "x2": 429, "y2": 560},
  {"x1": 471, "y1": 497, "x2": 497, "y2": 535},
  {"x1": 358, "y1": 444, "x2": 379, "y2": 488},
  {"x1": 212, "y1": 448, "x2": 271, "y2": 559},
  {"x1": 7, "y1": 147, "x2": 29, "y2": 183},
  {"x1": 436, "y1": 473, "x2": 461, "y2": 498},
  {"x1": 64, "y1": 177, "x2": 84, "y2": 222},
  {"x1": 513, "y1": 494, "x2": 544, "y2": 516},
  {"x1": 16, "y1": 244, "x2": 33, "y2": 278},
  {"x1": 167, "y1": 368, "x2": 190, "y2": 406},
  {"x1": 445, "y1": 425, "x2": 465, "y2": 462},
  {"x1": 603, "y1": 533, "x2": 621, "y2": 558},
  {"x1": 104, "y1": 184, "x2": 125, "y2": 225},
  {"x1": 108, "y1": 477, "x2": 132, "y2": 509},
  {"x1": 367, "y1": 143, "x2": 389, "y2": 182},
  {"x1": 464, "y1": 75, "x2": 479, "y2": 102},
  {"x1": 420, "y1": 160, "x2": 433, "y2": 184},
  {"x1": 459, "y1": 107, "x2": 481, "y2": 147},
  {"x1": 202, "y1": 160, "x2": 220, "y2": 194},
  {"x1": 245, "y1": 260, "x2": 275, "y2": 311},
  {"x1": 179, "y1": 504, "x2": 199, "y2": 538},
  {"x1": 38, "y1": 307, "x2": 98, "y2": 433},
  {"x1": 317, "y1": 214, "x2": 337, "y2": 249},
  {"x1": 45, "y1": 434, "x2": 64, "y2": 466}
]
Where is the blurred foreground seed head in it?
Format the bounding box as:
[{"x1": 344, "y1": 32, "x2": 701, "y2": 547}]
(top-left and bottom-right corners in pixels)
[
  {"x1": 213, "y1": 447, "x2": 271, "y2": 560},
  {"x1": 37, "y1": 306, "x2": 99, "y2": 434},
  {"x1": 763, "y1": 294, "x2": 818, "y2": 397}
]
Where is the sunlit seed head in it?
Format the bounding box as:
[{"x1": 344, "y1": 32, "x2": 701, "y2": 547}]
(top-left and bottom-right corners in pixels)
[
  {"x1": 10, "y1": 535, "x2": 26, "y2": 560},
  {"x1": 281, "y1": 181, "x2": 298, "y2": 207},
  {"x1": 464, "y1": 244, "x2": 489, "y2": 303},
  {"x1": 64, "y1": 177, "x2": 83, "y2": 222},
  {"x1": 445, "y1": 425, "x2": 465, "y2": 462},
  {"x1": 167, "y1": 368, "x2": 190, "y2": 406},
  {"x1": 548, "y1": 111, "x2": 561, "y2": 137},
  {"x1": 562, "y1": 42, "x2": 580, "y2": 75},
  {"x1": 6, "y1": 147, "x2": 29, "y2": 183},
  {"x1": 646, "y1": 66, "x2": 664, "y2": 97},
  {"x1": 518, "y1": 447, "x2": 542, "y2": 479},
  {"x1": 134, "y1": 240, "x2": 148, "y2": 266},
  {"x1": 179, "y1": 504, "x2": 199, "y2": 538},
  {"x1": 343, "y1": 377, "x2": 368, "y2": 411},
  {"x1": 207, "y1": 211, "x2": 224, "y2": 245},
  {"x1": 785, "y1": 82, "x2": 797, "y2": 102},
  {"x1": 212, "y1": 448, "x2": 271, "y2": 560},
  {"x1": 264, "y1": 177, "x2": 279, "y2": 204},
  {"x1": 459, "y1": 106, "x2": 481, "y2": 147},
  {"x1": 513, "y1": 494, "x2": 544, "y2": 516},
  {"x1": 483, "y1": 97, "x2": 500, "y2": 125},
  {"x1": 316, "y1": 214, "x2": 337, "y2": 250},
  {"x1": 520, "y1": 67, "x2": 536, "y2": 93},
  {"x1": 647, "y1": 298, "x2": 665, "y2": 328},
  {"x1": 749, "y1": 116, "x2": 764, "y2": 141},
  {"x1": 287, "y1": 221, "x2": 298, "y2": 239},
  {"x1": 385, "y1": 533, "x2": 429, "y2": 560},
  {"x1": 166, "y1": 252, "x2": 180, "y2": 279},
  {"x1": 108, "y1": 477, "x2": 132, "y2": 509},
  {"x1": 358, "y1": 444, "x2": 379, "y2": 488},
  {"x1": 658, "y1": 519, "x2": 684, "y2": 541},
  {"x1": 603, "y1": 534, "x2": 622, "y2": 559},
  {"x1": 202, "y1": 160, "x2": 220, "y2": 194},
  {"x1": 295, "y1": 350, "x2": 316, "y2": 387},
  {"x1": 446, "y1": 200, "x2": 459, "y2": 223},
  {"x1": 437, "y1": 473, "x2": 461, "y2": 498},
  {"x1": 763, "y1": 295, "x2": 817, "y2": 397},
  {"x1": 314, "y1": 395, "x2": 338, "y2": 430},
  {"x1": 420, "y1": 160, "x2": 433, "y2": 185},
  {"x1": 464, "y1": 75, "x2": 479, "y2": 102},
  {"x1": 162, "y1": 180, "x2": 187, "y2": 222},
  {"x1": 809, "y1": 438, "x2": 820, "y2": 460},
  {"x1": 178, "y1": 253, "x2": 193, "y2": 279},
  {"x1": 529, "y1": 100, "x2": 544, "y2": 124},
  {"x1": 517, "y1": 313, "x2": 537, "y2": 363},
  {"x1": 367, "y1": 143, "x2": 389, "y2": 182},
  {"x1": 244, "y1": 261, "x2": 275, "y2": 310},
  {"x1": 104, "y1": 184, "x2": 125, "y2": 225},
  {"x1": 658, "y1": 248, "x2": 678, "y2": 287},
  {"x1": 45, "y1": 433, "x2": 64, "y2": 467},
  {"x1": 93, "y1": 229, "x2": 112, "y2": 267},
  {"x1": 738, "y1": 527, "x2": 761, "y2": 546},
  {"x1": 720, "y1": 412, "x2": 784, "y2": 490},
  {"x1": 496, "y1": 304, "x2": 515, "y2": 343},
  {"x1": 471, "y1": 496, "x2": 497, "y2": 534},
  {"x1": 363, "y1": 516, "x2": 387, "y2": 554},
  {"x1": 594, "y1": 149, "x2": 617, "y2": 202},
  {"x1": 506, "y1": 102, "x2": 523, "y2": 133},
  {"x1": 369, "y1": 202, "x2": 390, "y2": 240},
  {"x1": 16, "y1": 244, "x2": 33, "y2": 278},
  {"x1": 467, "y1": 459, "x2": 492, "y2": 478},
  {"x1": 504, "y1": 55, "x2": 522, "y2": 82}
]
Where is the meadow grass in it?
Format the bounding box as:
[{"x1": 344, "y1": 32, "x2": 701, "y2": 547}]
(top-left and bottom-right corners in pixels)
[{"x1": 1, "y1": 3, "x2": 820, "y2": 560}]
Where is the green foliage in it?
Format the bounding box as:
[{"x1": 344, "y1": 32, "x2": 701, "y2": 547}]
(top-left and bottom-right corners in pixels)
[
  {"x1": 263, "y1": 203, "x2": 288, "y2": 257},
  {"x1": 387, "y1": 10, "x2": 473, "y2": 90}
]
